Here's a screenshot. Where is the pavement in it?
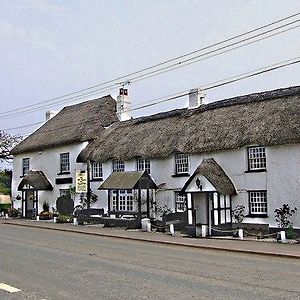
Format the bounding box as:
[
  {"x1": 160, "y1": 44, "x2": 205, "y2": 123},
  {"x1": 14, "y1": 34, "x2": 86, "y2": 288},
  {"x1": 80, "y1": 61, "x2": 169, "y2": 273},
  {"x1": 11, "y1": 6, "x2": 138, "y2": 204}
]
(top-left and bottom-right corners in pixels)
[{"x1": 1, "y1": 218, "x2": 299, "y2": 259}]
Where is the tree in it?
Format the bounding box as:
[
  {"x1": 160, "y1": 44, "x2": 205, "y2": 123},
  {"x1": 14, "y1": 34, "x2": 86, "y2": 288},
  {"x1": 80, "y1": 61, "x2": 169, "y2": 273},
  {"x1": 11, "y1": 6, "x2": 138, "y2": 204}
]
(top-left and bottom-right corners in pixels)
[
  {"x1": 0, "y1": 169, "x2": 12, "y2": 195},
  {"x1": 0, "y1": 130, "x2": 22, "y2": 162}
]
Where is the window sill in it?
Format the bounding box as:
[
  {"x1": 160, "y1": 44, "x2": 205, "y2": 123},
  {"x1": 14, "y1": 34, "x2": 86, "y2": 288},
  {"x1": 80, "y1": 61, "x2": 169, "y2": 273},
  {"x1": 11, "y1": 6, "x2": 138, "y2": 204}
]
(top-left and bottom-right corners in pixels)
[
  {"x1": 246, "y1": 214, "x2": 268, "y2": 218},
  {"x1": 171, "y1": 173, "x2": 190, "y2": 177},
  {"x1": 57, "y1": 172, "x2": 71, "y2": 175},
  {"x1": 90, "y1": 178, "x2": 103, "y2": 182},
  {"x1": 245, "y1": 169, "x2": 267, "y2": 173}
]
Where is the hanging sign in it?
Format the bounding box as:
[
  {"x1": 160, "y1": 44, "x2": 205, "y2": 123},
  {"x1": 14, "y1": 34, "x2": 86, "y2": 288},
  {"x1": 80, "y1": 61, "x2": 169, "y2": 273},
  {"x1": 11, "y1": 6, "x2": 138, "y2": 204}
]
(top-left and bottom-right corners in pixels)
[{"x1": 75, "y1": 170, "x2": 87, "y2": 193}]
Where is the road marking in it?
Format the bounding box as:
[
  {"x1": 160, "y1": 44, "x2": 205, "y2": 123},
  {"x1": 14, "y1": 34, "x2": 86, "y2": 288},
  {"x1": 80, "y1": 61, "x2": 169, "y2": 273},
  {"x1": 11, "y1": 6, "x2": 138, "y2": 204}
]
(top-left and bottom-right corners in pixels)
[{"x1": 0, "y1": 283, "x2": 21, "y2": 293}]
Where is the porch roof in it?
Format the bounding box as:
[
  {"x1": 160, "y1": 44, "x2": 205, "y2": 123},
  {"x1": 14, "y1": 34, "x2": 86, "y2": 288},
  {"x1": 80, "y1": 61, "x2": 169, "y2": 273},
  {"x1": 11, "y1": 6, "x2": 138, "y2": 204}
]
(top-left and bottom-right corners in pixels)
[
  {"x1": 18, "y1": 171, "x2": 53, "y2": 191},
  {"x1": 98, "y1": 171, "x2": 157, "y2": 190},
  {"x1": 181, "y1": 158, "x2": 237, "y2": 195}
]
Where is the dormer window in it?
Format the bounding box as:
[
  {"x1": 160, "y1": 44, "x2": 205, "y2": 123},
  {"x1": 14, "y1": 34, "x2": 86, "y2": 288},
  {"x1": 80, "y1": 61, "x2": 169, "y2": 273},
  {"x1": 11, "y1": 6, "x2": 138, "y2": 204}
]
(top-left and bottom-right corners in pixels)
[
  {"x1": 247, "y1": 146, "x2": 266, "y2": 171},
  {"x1": 175, "y1": 153, "x2": 189, "y2": 174}
]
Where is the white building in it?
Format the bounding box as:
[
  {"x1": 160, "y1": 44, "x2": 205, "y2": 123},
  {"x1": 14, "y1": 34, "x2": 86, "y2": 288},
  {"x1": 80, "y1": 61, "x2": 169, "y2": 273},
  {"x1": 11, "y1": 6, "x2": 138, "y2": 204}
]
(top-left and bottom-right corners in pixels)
[{"x1": 11, "y1": 86, "x2": 300, "y2": 234}]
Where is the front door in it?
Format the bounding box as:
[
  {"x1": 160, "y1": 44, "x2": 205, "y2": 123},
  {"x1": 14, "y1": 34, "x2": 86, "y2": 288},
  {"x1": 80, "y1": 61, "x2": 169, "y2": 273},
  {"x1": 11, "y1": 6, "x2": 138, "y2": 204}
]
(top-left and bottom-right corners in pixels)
[{"x1": 25, "y1": 190, "x2": 34, "y2": 218}]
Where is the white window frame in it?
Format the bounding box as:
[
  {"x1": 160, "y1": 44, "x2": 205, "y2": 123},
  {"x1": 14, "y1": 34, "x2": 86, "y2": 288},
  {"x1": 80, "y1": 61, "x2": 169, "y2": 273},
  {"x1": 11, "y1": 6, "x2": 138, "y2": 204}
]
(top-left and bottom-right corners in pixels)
[
  {"x1": 92, "y1": 161, "x2": 103, "y2": 179},
  {"x1": 137, "y1": 157, "x2": 150, "y2": 174},
  {"x1": 175, "y1": 192, "x2": 187, "y2": 212},
  {"x1": 111, "y1": 189, "x2": 134, "y2": 211},
  {"x1": 22, "y1": 158, "x2": 30, "y2": 176},
  {"x1": 248, "y1": 146, "x2": 266, "y2": 171},
  {"x1": 249, "y1": 191, "x2": 268, "y2": 216},
  {"x1": 112, "y1": 159, "x2": 125, "y2": 172},
  {"x1": 60, "y1": 153, "x2": 70, "y2": 173},
  {"x1": 175, "y1": 153, "x2": 189, "y2": 174}
]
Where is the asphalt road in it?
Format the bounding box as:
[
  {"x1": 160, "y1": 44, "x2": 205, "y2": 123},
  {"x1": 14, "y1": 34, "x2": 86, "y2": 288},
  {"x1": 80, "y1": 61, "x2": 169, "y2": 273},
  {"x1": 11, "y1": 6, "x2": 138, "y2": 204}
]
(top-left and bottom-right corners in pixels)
[{"x1": 0, "y1": 224, "x2": 299, "y2": 300}]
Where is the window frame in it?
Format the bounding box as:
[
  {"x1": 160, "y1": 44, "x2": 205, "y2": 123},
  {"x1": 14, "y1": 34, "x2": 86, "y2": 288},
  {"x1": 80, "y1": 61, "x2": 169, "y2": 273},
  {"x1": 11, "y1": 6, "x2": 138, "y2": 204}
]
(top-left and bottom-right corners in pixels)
[
  {"x1": 60, "y1": 153, "x2": 70, "y2": 174},
  {"x1": 22, "y1": 158, "x2": 30, "y2": 176},
  {"x1": 136, "y1": 157, "x2": 151, "y2": 174},
  {"x1": 175, "y1": 192, "x2": 187, "y2": 212},
  {"x1": 247, "y1": 146, "x2": 266, "y2": 172},
  {"x1": 175, "y1": 153, "x2": 189, "y2": 175},
  {"x1": 112, "y1": 159, "x2": 125, "y2": 172},
  {"x1": 248, "y1": 190, "x2": 268, "y2": 217},
  {"x1": 91, "y1": 161, "x2": 103, "y2": 180}
]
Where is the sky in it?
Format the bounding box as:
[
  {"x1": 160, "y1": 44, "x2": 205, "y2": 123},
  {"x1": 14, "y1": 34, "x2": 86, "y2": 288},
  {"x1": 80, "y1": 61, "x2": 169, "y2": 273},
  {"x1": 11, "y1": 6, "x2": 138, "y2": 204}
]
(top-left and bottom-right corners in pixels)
[{"x1": 1, "y1": 0, "x2": 300, "y2": 138}]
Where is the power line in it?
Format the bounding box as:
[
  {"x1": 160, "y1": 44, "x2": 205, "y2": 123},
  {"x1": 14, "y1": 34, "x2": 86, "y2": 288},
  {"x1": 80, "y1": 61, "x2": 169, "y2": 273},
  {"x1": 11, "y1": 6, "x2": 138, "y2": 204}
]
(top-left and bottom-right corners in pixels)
[
  {"x1": 15, "y1": 56, "x2": 300, "y2": 137},
  {"x1": 1, "y1": 20, "x2": 299, "y2": 120},
  {"x1": 0, "y1": 13, "x2": 299, "y2": 118}
]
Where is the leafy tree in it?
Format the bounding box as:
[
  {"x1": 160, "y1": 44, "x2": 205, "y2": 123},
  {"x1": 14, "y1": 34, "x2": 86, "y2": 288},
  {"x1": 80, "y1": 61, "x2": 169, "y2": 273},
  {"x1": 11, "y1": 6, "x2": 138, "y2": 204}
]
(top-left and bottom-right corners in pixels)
[
  {"x1": 0, "y1": 130, "x2": 22, "y2": 162},
  {"x1": 0, "y1": 169, "x2": 12, "y2": 195}
]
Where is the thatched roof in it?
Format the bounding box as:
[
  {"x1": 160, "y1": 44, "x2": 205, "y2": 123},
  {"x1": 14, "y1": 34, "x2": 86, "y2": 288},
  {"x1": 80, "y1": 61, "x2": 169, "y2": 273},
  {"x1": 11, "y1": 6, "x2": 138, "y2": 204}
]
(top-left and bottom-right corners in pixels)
[
  {"x1": 18, "y1": 171, "x2": 53, "y2": 190},
  {"x1": 181, "y1": 158, "x2": 237, "y2": 195},
  {"x1": 99, "y1": 171, "x2": 157, "y2": 190},
  {"x1": 11, "y1": 96, "x2": 118, "y2": 154},
  {"x1": 78, "y1": 85, "x2": 300, "y2": 163}
]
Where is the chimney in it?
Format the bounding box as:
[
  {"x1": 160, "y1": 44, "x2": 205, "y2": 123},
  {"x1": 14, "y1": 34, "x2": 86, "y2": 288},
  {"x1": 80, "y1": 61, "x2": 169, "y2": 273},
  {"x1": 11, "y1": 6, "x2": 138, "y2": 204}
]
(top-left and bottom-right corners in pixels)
[
  {"x1": 188, "y1": 88, "x2": 206, "y2": 109},
  {"x1": 45, "y1": 110, "x2": 57, "y2": 121},
  {"x1": 116, "y1": 88, "x2": 131, "y2": 121}
]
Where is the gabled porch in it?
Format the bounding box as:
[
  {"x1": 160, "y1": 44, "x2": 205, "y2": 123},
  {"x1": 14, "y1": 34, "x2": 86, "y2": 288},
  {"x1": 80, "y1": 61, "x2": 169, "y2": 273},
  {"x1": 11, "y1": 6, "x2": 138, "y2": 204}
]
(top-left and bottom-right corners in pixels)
[
  {"x1": 98, "y1": 171, "x2": 157, "y2": 227},
  {"x1": 181, "y1": 158, "x2": 237, "y2": 237},
  {"x1": 17, "y1": 171, "x2": 53, "y2": 218}
]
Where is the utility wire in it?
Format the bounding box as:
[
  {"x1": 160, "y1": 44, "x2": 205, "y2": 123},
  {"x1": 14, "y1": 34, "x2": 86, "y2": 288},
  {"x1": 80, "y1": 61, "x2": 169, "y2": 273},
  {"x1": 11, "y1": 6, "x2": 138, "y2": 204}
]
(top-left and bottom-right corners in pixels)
[
  {"x1": 14, "y1": 56, "x2": 300, "y2": 136},
  {"x1": 1, "y1": 20, "x2": 299, "y2": 120},
  {"x1": 0, "y1": 13, "x2": 299, "y2": 117}
]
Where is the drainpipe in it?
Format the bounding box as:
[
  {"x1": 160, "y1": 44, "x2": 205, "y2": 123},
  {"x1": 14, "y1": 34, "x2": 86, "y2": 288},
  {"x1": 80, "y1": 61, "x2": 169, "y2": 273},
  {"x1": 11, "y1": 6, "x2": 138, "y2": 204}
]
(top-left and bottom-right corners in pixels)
[{"x1": 86, "y1": 160, "x2": 91, "y2": 209}]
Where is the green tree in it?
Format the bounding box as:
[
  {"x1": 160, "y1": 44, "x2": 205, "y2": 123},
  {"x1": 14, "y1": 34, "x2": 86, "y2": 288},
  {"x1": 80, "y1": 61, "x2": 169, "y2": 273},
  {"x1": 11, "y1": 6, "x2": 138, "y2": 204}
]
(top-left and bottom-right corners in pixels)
[
  {"x1": 0, "y1": 130, "x2": 22, "y2": 162},
  {"x1": 0, "y1": 169, "x2": 12, "y2": 195}
]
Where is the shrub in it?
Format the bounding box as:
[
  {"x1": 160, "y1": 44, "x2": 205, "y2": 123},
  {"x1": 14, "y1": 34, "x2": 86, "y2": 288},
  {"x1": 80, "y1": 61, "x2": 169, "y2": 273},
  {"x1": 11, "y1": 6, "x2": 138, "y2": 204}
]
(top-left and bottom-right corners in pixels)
[
  {"x1": 232, "y1": 205, "x2": 245, "y2": 223},
  {"x1": 57, "y1": 214, "x2": 73, "y2": 223},
  {"x1": 42, "y1": 201, "x2": 50, "y2": 212},
  {"x1": 274, "y1": 204, "x2": 297, "y2": 228},
  {"x1": 286, "y1": 225, "x2": 297, "y2": 239}
]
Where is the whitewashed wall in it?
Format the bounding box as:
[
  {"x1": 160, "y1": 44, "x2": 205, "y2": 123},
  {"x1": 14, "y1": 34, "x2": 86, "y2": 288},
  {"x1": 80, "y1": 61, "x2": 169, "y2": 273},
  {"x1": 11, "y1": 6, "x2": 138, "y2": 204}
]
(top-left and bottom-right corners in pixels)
[
  {"x1": 12, "y1": 142, "x2": 88, "y2": 213},
  {"x1": 12, "y1": 142, "x2": 300, "y2": 228}
]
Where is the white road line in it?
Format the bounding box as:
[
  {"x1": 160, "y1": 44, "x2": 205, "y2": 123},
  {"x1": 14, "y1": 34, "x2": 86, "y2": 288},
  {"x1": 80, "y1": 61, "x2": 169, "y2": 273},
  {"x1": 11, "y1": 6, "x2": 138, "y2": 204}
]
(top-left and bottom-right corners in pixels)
[{"x1": 0, "y1": 283, "x2": 21, "y2": 293}]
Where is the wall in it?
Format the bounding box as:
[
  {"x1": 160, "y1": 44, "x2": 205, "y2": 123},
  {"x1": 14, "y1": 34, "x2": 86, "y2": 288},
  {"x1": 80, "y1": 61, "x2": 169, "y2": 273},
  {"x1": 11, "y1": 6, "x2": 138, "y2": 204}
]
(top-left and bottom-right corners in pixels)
[{"x1": 12, "y1": 142, "x2": 88, "y2": 213}]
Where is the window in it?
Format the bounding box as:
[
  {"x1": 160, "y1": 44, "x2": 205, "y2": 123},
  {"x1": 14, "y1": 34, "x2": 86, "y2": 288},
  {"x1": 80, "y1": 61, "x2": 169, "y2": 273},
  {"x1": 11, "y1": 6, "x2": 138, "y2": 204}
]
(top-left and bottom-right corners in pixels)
[
  {"x1": 175, "y1": 192, "x2": 186, "y2": 212},
  {"x1": 112, "y1": 159, "x2": 125, "y2": 172},
  {"x1": 92, "y1": 162, "x2": 103, "y2": 179},
  {"x1": 175, "y1": 153, "x2": 189, "y2": 174},
  {"x1": 22, "y1": 158, "x2": 30, "y2": 176},
  {"x1": 110, "y1": 189, "x2": 134, "y2": 211},
  {"x1": 248, "y1": 146, "x2": 266, "y2": 171},
  {"x1": 137, "y1": 157, "x2": 150, "y2": 174},
  {"x1": 249, "y1": 191, "x2": 267, "y2": 216},
  {"x1": 60, "y1": 153, "x2": 70, "y2": 173}
]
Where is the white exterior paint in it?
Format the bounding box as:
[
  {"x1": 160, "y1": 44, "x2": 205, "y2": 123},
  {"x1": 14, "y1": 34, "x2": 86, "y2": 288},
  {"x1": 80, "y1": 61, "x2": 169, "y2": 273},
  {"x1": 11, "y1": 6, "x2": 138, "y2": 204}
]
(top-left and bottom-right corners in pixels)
[
  {"x1": 12, "y1": 140, "x2": 300, "y2": 229},
  {"x1": 12, "y1": 142, "x2": 88, "y2": 214}
]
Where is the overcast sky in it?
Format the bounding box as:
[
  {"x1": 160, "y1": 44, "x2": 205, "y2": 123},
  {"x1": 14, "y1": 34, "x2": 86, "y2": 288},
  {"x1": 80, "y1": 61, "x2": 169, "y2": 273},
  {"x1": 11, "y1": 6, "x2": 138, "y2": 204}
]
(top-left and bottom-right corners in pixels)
[{"x1": 1, "y1": 0, "x2": 300, "y2": 137}]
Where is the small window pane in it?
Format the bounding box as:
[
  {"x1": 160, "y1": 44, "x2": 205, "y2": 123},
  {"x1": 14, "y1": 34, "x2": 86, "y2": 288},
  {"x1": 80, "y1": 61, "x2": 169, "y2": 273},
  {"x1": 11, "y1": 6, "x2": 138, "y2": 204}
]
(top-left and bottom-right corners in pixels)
[
  {"x1": 137, "y1": 157, "x2": 150, "y2": 174},
  {"x1": 112, "y1": 159, "x2": 125, "y2": 172},
  {"x1": 60, "y1": 153, "x2": 70, "y2": 173},
  {"x1": 248, "y1": 147, "x2": 266, "y2": 171},
  {"x1": 92, "y1": 162, "x2": 103, "y2": 179},
  {"x1": 22, "y1": 158, "x2": 30, "y2": 176},
  {"x1": 175, "y1": 153, "x2": 189, "y2": 174},
  {"x1": 175, "y1": 192, "x2": 186, "y2": 212},
  {"x1": 249, "y1": 191, "x2": 267, "y2": 215}
]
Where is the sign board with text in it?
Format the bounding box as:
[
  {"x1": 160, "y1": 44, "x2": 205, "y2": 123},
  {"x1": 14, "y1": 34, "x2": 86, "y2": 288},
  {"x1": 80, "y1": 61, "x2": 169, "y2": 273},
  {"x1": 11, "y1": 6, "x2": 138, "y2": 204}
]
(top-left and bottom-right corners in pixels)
[{"x1": 75, "y1": 170, "x2": 87, "y2": 193}]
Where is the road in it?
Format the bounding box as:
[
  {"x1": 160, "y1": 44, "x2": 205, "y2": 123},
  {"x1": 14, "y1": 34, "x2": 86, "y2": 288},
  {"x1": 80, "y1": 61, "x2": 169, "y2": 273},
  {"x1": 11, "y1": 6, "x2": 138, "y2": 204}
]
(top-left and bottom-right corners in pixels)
[{"x1": 0, "y1": 224, "x2": 299, "y2": 300}]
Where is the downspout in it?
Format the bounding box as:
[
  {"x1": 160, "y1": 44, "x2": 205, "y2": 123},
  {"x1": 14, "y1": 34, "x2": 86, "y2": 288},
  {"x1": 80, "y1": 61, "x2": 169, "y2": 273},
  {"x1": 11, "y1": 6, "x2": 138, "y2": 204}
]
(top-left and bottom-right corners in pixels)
[{"x1": 86, "y1": 160, "x2": 91, "y2": 209}]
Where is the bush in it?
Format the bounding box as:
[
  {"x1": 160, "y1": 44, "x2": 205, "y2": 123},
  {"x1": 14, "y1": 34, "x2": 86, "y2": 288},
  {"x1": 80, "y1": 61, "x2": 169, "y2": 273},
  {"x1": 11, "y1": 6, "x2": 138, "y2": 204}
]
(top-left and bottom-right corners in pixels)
[
  {"x1": 39, "y1": 211, "x2": 53, "y2": 220},
  {"x1": 274, "y1": 204, "x2": 297, "y2": 228},
  {"x1": 57, "y1": 214, "x2": 73, "y2": 223},
  {"x1": 286, "y1": 225, "x2": 297, "y2": 239}
]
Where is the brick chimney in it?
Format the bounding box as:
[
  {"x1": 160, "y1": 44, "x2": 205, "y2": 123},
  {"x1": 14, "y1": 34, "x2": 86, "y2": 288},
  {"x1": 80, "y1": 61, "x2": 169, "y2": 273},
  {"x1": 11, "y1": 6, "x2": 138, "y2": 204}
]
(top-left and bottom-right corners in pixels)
[
  {"x1": 116, "y1": 88, "x2": 131, "y2": 121},
  {"x1": 188, "y1": 88, "x2": 206, "y2": 109},
  {"x1": 45, "y1": 110, "x2": 57, "y2": 121}
]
